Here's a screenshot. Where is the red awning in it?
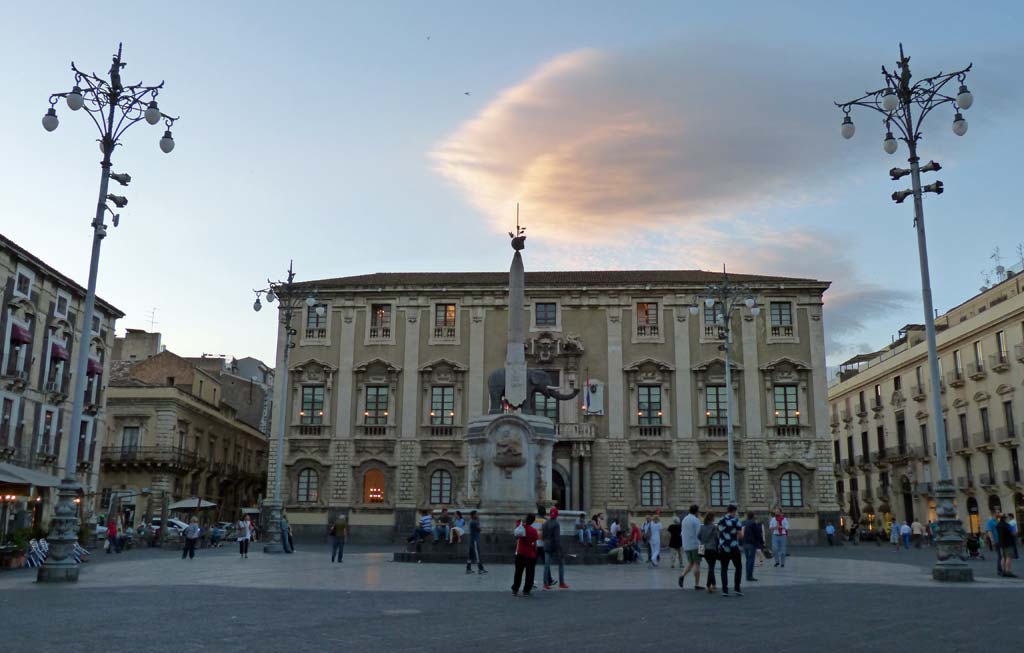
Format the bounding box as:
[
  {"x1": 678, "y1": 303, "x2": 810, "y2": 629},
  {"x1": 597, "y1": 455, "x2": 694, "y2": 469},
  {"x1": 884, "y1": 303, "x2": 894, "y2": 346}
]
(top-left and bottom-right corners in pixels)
[
  {"x1": 50, "y1": 342, "x2": 70, "y2": 361},
  {"x1": 86, "y1": 358, "x2": 103, "y2": 376},
  {"x1": 10, "y1": 324, "x2": 32, "y2": 345}
]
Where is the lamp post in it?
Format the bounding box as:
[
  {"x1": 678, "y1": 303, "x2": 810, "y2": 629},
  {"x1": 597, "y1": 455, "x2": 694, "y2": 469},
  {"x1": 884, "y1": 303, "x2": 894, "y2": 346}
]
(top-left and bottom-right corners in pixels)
[
  {"x1": 37, "y1": 44, "x2": 177, "y2": 583},
  {"x1": 253, "y1": 262, "x2": 322, "y2": 553},
  {"x1": 836, "y1": 44, "x2": 973, "y2": 582},
  {"x1": 690, "y1": 268, "x2": 759, "y2": 506}
]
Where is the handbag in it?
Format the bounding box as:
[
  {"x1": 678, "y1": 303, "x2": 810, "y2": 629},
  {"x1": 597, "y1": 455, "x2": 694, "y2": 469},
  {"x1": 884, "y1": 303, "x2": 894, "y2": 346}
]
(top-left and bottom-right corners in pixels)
[
  {"x1": 697, "y1": 544, "x2": 705, "y2": 555},
  {"x1": 762, "y1": 547, "x2": 773, "y2": 559}
]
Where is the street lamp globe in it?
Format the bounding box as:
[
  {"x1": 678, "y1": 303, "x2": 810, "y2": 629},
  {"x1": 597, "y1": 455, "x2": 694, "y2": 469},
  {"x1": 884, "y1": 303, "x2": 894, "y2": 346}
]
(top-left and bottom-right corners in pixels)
[
  {"x1": 305, "y1": 296, "x2": 317, "y2": 308},
  {"x1": 688, "y1": 305, "x2": 700, "y2": 315},
  {"x1": 883, "y1": 132, "x2": 899, "y2": 154},
  {"x1": 881, "y1": 89, "x2": 899, "y2": 112},
  {"x1": 955, "y1": 85, "x2": 973, "y2": 110},
  {"x1": 159, "y1": 130, "x2": 175, "y2": 153},
  {"x1": 751, "y1": 306, "x2": 760, "y2": 317},
  {"x1": 66, "y1": 86, "x2": 85, "y2": 111},
  {"x1": 315, "y1": 304, "x2": 326, "y2": 317},
  {"x1": 144, "y1": 101, "x2": 162, "y2": 125},
  {"x1": 41, "y1": 108, "x2": 59, "y2": 132},
  {"x1": 253, "y1": 297, "x2": 262, "y2": 312},
  {"x1": 744, "y1": 297, "x2": 755, "y2": 309},
  {"x1": 704, "y1": 297, "x2": 715, "y2": 308},
  {"x1": 952, "y1": 113, "x2": 968, "y2": 136},
  {"x1": 840, "y1": 115, "x2": 855, "y2": 139},
  {"x1": 265, "y1": 288, "x2": 277, "y2": 303}
]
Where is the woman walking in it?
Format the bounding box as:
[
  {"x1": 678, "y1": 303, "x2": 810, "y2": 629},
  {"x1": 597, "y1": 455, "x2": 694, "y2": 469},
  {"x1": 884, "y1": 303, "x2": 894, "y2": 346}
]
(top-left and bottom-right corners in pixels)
[
  {"x1": 647, "y1": 515, "x2": 662, "y2": 567},
  {"x1": 511, "y1": 514, "x2": 539, "y2": 597},
  {"x1": 237, "y1": 514, "x2": 251, "y2": 559},
  {"x1": 699, "y1": 513, "x2": 718, "y2": 593},
  {"x1": 667, "y1": 517, "x2": 683, "y2": 568}
]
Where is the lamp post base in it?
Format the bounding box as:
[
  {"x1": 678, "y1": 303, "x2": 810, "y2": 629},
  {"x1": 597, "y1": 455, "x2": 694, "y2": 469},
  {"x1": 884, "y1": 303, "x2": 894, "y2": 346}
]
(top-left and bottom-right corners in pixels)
[
  {"x1": 262, "y1": 501, "x2": 284, "y2": 554},
  {"x1": 931, "y1": 479, "x2": 973, "y2": 583},
  {"x1": 37, "y1": 479, "x2": 82, "y2": 584}
]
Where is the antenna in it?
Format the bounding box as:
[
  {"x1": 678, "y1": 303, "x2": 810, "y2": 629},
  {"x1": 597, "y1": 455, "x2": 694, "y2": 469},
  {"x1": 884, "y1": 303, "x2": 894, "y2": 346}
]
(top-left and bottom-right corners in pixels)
[{"x1": 145, "y1": 307, "x2": 159, "y2": 331}]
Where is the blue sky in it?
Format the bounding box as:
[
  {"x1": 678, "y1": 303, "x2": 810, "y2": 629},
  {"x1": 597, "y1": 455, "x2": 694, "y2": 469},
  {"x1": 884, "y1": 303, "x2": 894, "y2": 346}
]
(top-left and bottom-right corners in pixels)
[{"x1": 1, "y1": 2, "x2": 1021, "y2": 365}]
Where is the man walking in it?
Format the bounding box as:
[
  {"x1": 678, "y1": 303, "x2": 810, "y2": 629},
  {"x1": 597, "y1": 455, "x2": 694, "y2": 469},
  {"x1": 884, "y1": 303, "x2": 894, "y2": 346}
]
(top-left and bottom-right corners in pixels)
[
  {"x1": 825, "y1": 522, "x2": 836, "y2": 546},
  {"x1": 911, "y1": 519, "x2": 924, "y2": 548},
  {"x1": 512, "y1": 514, "x2": 539, "y2": 597},
  {"x1": 678, "y1": 504, "x2": 703, "y2": 589},
  {"x1": 768, "y1": 508, "x2": 789, "y2": 567},
  {"x1": 542, "y1": 507, "x2": 569, "y2": 589},
  {"x1": 329, "y1": 515, "x2": 348, "y2": 563},
  {"x1": 466, "y1": 510, "x2": 487, "y2": 574},
  {"x1": 741, "y1": 511, "x2": 763, "y2": 582},
  {"x1": 718, "y1": 505, "x2": 743, "y2": 596},
  {"x1": 182, "y1": 517, "x2": 201, "y2": 560},
  {"x1": 986, "y1": 511, "x2": 1003, "y2": 576}
]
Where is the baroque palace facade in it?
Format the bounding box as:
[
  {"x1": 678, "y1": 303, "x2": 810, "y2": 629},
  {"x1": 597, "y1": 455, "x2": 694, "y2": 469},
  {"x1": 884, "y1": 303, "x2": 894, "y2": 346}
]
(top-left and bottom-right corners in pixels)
[
  {"x1": 830, "y1": 267, "x2": 1024, "y2": 535},
  {"x1": 270, "y1": 270, "x2": 836, "y2": 542}
]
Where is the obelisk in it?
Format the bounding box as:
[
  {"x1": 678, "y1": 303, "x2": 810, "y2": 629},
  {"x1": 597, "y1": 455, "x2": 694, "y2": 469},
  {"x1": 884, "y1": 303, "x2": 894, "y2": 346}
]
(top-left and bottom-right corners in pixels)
[{"x1": 505, "y1": 230, "x2": 528, "y2": 410}]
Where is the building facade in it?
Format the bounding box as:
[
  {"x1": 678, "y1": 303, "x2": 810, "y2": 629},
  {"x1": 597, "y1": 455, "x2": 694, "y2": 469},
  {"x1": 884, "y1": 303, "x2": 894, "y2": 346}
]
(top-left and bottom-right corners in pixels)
[
  {"x1": 269, "y1": 270, "x2": 836, "y2": 543},
  {"x1": 0, "y1": 233, "x2": 122, "y2": 530},
  {"x1": 829, "y1": 269, "x2": 1024, "y2": 535},
  {"x1": 101, "y1": 335, "x2": 268, "y2": 525}
]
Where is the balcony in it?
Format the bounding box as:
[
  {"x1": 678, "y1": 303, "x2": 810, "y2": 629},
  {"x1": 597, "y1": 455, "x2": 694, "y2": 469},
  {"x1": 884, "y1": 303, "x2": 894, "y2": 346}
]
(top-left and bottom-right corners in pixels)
[
  {"x1": 294, "y1": 424, "x2": 326, "y2": 436},
  {"x1": 876, "y1": 485, "x2": 890, "y2": 498},
  {"x1": 956, "y1": 476, "x2": 975, "y2": 491},
  {"x1": 770, "y1": 424, "x2": 802, "y2": 437},
  {"x1": 871, "y1": 398, "x2": 884, "y2": 413},
  {"x1": 910, "y1": 444, "x2": 931, "y2": 461},
  {"x1": 101, "y1": 446, "x2": 199, "y2": 471},
  {"x1": 703, "y1": 324, "x2": 721, "y2": 339},
  {"x1": 304, "y1": 327, "x2": 327, "y2": 340},
  {"x1": 841, "y1": 410, "x2": 852, "y2": 423},
  {"x1": 871, "y1": 450, "x2": 889, "y2": 466},
  {"x1": 841, "y1": 460, "x2": 856, "y2": 474},
  {"x1": 422, "y1": 424, "x2": 464, "y2": 437},
  {"x1": 1001, "y1": 470, "x2": 1023, "y2": 488},
  {"x1": 859, "y1": 489, "x2": 874, "y2": 502},
  {"x1": 967, "y1": 362, "x2": 986, "y2": 380},
  {"x1": 975, "y1": 431, "x2": 994, "y2": 450},
  {"x1": 2, "y1": 368, "x2": 30, "y2": 391},
  {"x1": 885, "y1": 446, "x2": 910, "y2": 463},
  {"x1": 368, "y1": 324, "x2": 392, "y2": 342},
  {"x1": 990, "y1": 353, "x2": 1011, "y2": 373},
  {"x1": 947, "y1": 370, "x2": 965, "y2": 388},
  {"x1": 979, "y1": 473, "x2": 997, "y2": 488},
  {"x1": 770, "y1": 324, "x2": 794, "y2": 338},
  {"x1": 636, "y1": 324, "x2": 660, "y2": 338},
  {"x1": 997, "y1": 425, "x2": 1019, "y2": 447},
  {"x1": 856, "y1": 454, "x2": 871, "y2": 469},
  {"x1": 554, "y1": 422, "x2": 596, "y2": 439},
  {"x1": 636, "y1": 424, "x2": 668, "y2": 438},
  {"x1": 952, "y1": 439, "x2": 971, "y2": 455},
  {"x1": 911, "y1": 385, "x2": 926, "y2": 402},
  {"x1": 833, "y1": 462, "x2": 844, "y2": 477},
  {"x1": 356, "y1": 424, "x2": 394, "y2": 437},
  {"x1": 700, "y1": 424, "x2": 728, "y2": 438},
  {"x1": 432, "y1": 325, "x2": 457, "y2": 343},
  {"x1": 1015, "y1": 343, "x2": 1024, "y2": 363}
]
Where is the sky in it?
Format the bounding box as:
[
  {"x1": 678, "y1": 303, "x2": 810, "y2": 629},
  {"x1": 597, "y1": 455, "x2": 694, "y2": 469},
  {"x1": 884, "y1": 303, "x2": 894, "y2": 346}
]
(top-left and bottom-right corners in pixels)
[{"x1": 1, "y1": 2, "x2": 1021, "y2": 367}]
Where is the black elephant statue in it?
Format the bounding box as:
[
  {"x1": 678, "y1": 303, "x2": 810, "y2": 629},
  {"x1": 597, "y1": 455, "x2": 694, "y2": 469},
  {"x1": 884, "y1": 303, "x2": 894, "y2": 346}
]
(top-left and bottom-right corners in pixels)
[{"x1": 487, "y1": 368, "x2": 579, "y2": 415}]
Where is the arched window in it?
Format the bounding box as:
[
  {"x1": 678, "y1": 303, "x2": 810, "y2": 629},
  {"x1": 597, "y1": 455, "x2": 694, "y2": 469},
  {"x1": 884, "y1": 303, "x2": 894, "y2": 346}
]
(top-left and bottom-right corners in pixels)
[
  {"x1": 640, "y1": 471, "x2": 662, "y2": 506},
  {"x1": 430, "y1": 469, "x2": 453, "y2": 504},
  {"x1": 297, "y1": 468, "x2": 319, "y2": 503},
  {"x1": 780, "y1": 472, "x2": 803, "y2": 508},
  {"x1": 710, "y1": 472, "x2": 729, "y2": 506},
  {"x1": 363, "y1": 468, "x2": 385, "y2": 503}
]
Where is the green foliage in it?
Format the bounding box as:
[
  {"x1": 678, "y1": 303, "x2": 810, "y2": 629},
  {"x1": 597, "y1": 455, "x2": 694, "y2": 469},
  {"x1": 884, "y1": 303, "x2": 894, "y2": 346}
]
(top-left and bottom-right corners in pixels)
[{"x1": 11, "y1": 528, "x2": 33, "y2": 552}]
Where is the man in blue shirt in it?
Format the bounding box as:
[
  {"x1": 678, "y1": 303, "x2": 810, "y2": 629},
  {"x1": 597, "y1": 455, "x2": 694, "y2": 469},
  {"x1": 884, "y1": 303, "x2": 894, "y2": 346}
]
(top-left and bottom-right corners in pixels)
[
  {"x1": 465, "y1": 511, "x2": 486, "y2": 574},
  {"x1": 985, "y1": 511, "x2": 1002, "y2": 576},
  {"x1": 740, "y1": 512, "x2": 764, "y2": 582}
]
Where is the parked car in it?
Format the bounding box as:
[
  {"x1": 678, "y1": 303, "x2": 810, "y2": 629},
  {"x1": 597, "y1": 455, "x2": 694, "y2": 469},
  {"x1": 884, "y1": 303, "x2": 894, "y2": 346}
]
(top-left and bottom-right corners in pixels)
[{"x1": 149, "y1": 517, "x2": 189, "y2": 536}]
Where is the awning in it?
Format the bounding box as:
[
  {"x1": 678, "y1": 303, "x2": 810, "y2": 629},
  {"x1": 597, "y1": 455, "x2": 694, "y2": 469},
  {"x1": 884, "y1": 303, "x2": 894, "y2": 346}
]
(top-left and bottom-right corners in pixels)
[
  {"x1": 50, "y1": 342, "x2": 70, "y2": 361},
  {"x1": 10, "y1": 325, "x2": 32, "y2": 345},
  {"x1": 86, "y1": 358, "x2": 103, "y2": 376},
  {"x1": 0, "y1": 462, "x2": 63, "y2": 488},
  {"x1": 167, "y1": 497, "x2": 217, "y2": 510}
]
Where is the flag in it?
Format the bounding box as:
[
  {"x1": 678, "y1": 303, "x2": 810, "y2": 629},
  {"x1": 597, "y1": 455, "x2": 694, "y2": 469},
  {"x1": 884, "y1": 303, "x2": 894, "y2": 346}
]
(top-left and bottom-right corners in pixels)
[{"x1": 584, "y1": 371, "x2": 591, "y2": 413}]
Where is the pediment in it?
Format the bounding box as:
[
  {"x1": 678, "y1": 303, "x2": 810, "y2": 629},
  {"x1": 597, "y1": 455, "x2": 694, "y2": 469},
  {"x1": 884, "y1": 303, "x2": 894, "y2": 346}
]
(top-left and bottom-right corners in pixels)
[
  {"x1": 759, "y1": 356, "x2": 811, "y2": 372},
  {"x1": 625, "y1": 357, "x2": 674, "y2": 372},
  {"x1": 996, "y1": 384, "x2": 1015, "y2": 396},
  {"x1": 952, "y1": 398, "x2": 969, "y2": 409},
  {"x1": 691, "y1": 357, "x2": 742, "y2": 372},
  {"x1": 972, "y1": 390, "x2": 990, "y2": 403},
  {"x1": 418, "y1": 358, "x2": 468, "y2": 374},
  {"x1": 353, "y1": 357, "x2": 401, "y2": 374},
  {"x1": 290, "y1": 357, "x2": 338, "y2": 373}
]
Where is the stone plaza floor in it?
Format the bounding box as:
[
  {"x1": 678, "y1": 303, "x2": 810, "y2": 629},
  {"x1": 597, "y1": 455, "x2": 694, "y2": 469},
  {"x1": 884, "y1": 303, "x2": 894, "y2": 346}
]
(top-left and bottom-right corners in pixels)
[{"x1": 1, "y1": 543, "x2": 1021, "y2": 652}]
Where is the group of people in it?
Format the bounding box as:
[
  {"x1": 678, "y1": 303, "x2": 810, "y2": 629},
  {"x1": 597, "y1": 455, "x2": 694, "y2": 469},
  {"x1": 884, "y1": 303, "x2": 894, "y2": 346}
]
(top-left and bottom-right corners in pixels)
[
  {"x1": 511, "y1": 507, "x2": 569, "y2": 596},
  {"x1": 985, "y1": 511, "x2": 1019, "y2": 577},
  {"x1": 406, "y1": 508, "x2": 469, "y2": 545}
]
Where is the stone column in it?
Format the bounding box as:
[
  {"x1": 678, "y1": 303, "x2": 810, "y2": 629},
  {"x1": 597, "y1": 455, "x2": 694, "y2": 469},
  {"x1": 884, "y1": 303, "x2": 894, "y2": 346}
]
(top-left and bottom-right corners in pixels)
[
  {"x1": 401, "y1": 306, "x2": 421, "y2": 439},
  {"x1": 740, "y1": 311, "x2": 762, "y2": 437},
  {"x1": 672, "y1": 306, "x2": 693, "y2": 439},
  {"x1": 571, "y1": 453, "x2": 581, "y2": 511},
  {"x1": 335, "y1": 306, "x2": 356, "y2": 438},
  {"x1": 582, "y1": 448, "x2": 592, "y2": 512},
  {"x1": 606, "y1": 307, "x2": 624, "y2": 438},
  {"x1": 468, "y1": 307, "x2": 486, "y2": 418},
  {"x1": 807, "y1": 301, "x2": 838, "y2": 511}
]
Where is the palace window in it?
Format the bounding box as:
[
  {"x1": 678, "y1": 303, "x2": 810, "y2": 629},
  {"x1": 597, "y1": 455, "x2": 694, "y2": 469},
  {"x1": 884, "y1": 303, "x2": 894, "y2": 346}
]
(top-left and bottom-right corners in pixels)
[
  {"x1": 710, "y1": 471, "x2": 729, "y2": 507},
  {"x1": 121, "y1": 426, "x2": 140, "y2": 449},
  {"x1": 430, "y1": 386, "x2": 455, "y2": 425},
  {"x1": 640, "y1": 471, "x2": 662, "y2": 507},
  {"x1": 430, "y1": 469, "x2": 453, "y2": 504},
  {"x1": 769, "y1": 301, "x2": 793, "y2": 337},
  {"x1": 15, "y1": 271, "x2": 32, "y2": 297},
  {"x1": 703, "y1": 302, "x2": 724, "y2": 338},
  {"x1": 533, "y1": 370, "x2": 560, "y2": 421},
  {"x1": 363, "y1": 468, "x2": 385, "y2": 503},
  {"x1": 365, "y1": 386, "x2": 389, "y2": 425},
  {"x1": 636, "y1": 302, "x2": 659, "y2": 337},
  {"x1": 297, "y1": 468, "x2": 318, "y2": 503},
  {"x1": 773, "y1": 385, "x2": 798, "y2": 425},
  {"x1": 305, "y1": 304, "x2": 328, "y2": 339},
  {"x1": 55, "y1": 292, "x2": 70, "y2": 318},
  {"x1": 301, "y1": 386, "x2": 325, "y2": 424},
  {"x1": 369, "y1": 304, "x2": 392, "y2": 340},
  {"x1": 780, "y1": 472, "x2": 803, "y2": 508},
  {"x1": 638, "y1": 385, "x2": 662, "y2": 425},
  {"x1": 705, "y1": 385, "x2": 727, "y2": 425},
  {"x1": 433, "y1": 304, "x2": 457, "y2": 340},
  {"x1": 535, "y1": 302, "x2": 557, "y2": 328}
]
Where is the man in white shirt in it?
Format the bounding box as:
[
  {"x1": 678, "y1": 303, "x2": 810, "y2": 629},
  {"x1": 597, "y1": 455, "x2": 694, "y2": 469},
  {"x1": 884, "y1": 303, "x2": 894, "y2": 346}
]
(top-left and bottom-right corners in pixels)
[
  {"x1": 677, "y1": 505, "x2": 703, "y2": 589},
  {"x1": 768, "y1": 508, "x2": 790, "y2": 568},
  {"x1": 609, "y1": 519, "x2": 621, "y2": 538}
]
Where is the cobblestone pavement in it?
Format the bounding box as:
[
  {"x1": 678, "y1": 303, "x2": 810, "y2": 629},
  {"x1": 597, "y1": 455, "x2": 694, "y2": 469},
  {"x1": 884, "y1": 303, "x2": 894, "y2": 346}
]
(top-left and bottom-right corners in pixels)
[{"x1": 2, "y1": 545, "x2": 1020, "y2": 652}]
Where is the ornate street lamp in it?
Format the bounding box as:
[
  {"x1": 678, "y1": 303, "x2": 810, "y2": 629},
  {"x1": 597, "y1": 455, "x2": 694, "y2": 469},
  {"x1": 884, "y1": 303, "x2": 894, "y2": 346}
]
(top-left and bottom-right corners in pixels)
[
  {"x1": 253, "y1": 262, "x2": 322, "y2": 553},
  {"x1": 690, "y1": 267, "x2": 759, "y2": 507},
  {"x1": 836, "y1": 44, "x2": 973, "y2": 582},
  {"x1": 38, "y1": 44, "x2": 178, "y2": 583}
]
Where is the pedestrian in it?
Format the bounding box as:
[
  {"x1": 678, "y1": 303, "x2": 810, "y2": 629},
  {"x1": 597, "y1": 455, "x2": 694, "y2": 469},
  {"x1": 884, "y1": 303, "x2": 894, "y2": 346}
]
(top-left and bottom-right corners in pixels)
[
  {"x1": 609, "y1": 518, "x2": 621, "y2": 540},
  {"x1": 698, "y1": 512, "x2": 718, "y2": 594},
  {"x1": 575, "y1": 514, "x2": 591, "y2": 546},
  {"x1": 768, "y1": 508, "x2": 789, "y2": 568},
  {"x1": 450, "y1": 510, "x2": 466, "y2": 544},
  {"x1": 329, "y1": 515, "x2": 348, "y2": 563},
  {"x1": 890, "y1": 519, "x2": 901, "y2": 550},
  {"x1": 629, "y1": 520, "x2": 642, "y2": 558},
  {"x1": 667, "y1": 517, "x2": 683, "y2": 568},
  {"x1": 106, "y1": 516, "x2": 118, "y2": 554},
  {"x1": 407, "y1": 509, "x2": 433, "y2": 545},
  {"x1": 511, "y1": 514, "x2": 539, "y2": 597},
  {"x1": 900, "y1": 521, "x2": 911, "y2": 549},
  {"x1": 466, "y1": 510, "x2": 487, "y2": 574},
  {"x1": 541, "y1": 507, "x2": 569, "y2": 589},
  {"x1": 678, "y1": 504, "x2": 703, "y2": 590},
  {"x1": 717, "y1": 505, "x2": 743, "y2": 597},
  {"x1": 237, "y1": 514, "x2": 251, "y2": 559},
  {"x1": 996, "y1": 514, "x2": 1016, "y2": 578},
  {"x1": 986, "y1": 511, "x2": 1003, "y2": 576},
  {"x1": 911, "y1": 519, "x2": 924, "y2": 548},
  {"x1": 646, "y1": 515, "x2": 662, "y2": 567},
  {"x1": 1008, "y1": 513, "x2": 1019, "y2": 560},
  {"x1": 434, "y1": 508, "x2": 451, "y2": 543},
  {"x1": 182, "y1": 517, "x2": 200, "y2": 560},
  {"x1": 741, "y1": 511, "x2": 763, "y2": 582},
  {"x1": 825, "y1": 522, "x2": 836, "y2": 546}
]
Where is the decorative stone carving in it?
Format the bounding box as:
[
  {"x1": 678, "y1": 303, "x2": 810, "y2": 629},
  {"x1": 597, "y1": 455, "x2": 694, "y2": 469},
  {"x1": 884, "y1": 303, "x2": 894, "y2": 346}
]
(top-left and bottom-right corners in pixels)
[{"x1": 493, "y1": 426, "x2": 526, "y2": 474}]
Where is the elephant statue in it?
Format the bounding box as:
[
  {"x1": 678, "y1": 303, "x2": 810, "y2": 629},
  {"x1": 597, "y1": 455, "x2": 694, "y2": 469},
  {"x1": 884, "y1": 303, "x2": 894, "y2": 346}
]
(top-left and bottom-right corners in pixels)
[{"x1": 487, "y1": 368, "x2": 579, "y2": 415}]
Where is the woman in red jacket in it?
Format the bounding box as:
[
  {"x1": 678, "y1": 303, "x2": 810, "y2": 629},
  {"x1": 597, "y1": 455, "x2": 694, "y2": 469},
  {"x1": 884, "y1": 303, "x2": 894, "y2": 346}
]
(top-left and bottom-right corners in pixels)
[{"x1": 511, "y1": 514, "x2": 539, "y2": 596}]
